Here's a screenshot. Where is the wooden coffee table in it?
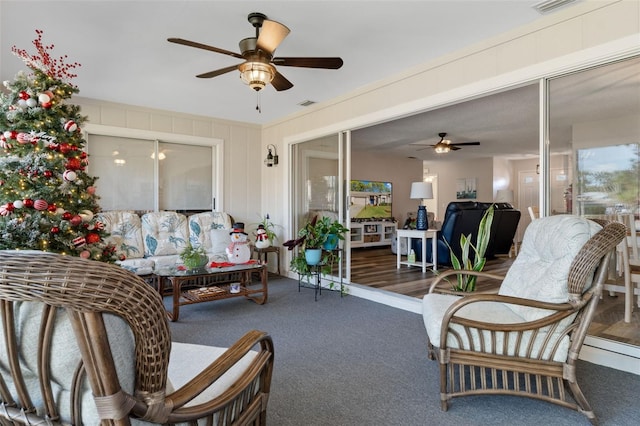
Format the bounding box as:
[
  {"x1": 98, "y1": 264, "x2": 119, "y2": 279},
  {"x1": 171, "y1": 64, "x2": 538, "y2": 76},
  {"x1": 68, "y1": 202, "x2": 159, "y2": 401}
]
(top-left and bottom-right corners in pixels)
[{"x1": 154, "y1": 262, "x2": 267, "y2": 321}]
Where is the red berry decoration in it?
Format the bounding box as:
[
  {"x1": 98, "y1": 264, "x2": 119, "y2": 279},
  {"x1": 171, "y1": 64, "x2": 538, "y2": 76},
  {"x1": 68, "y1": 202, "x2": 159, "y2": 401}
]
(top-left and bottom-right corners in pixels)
[
  {"x1": 44, "y1": 170, "x2": 52, "y2": 178},
  {"x1": 51, "y1": 227, "x2": 60, "y2": 234},
  {"x1": 18, "y1": 91, "x2": 30, "y2": 100},
  {"x1": 23, "y1": 198, "x2": 34, "y2": 208},
  {"x1": 62, "y1": 211, "x2": 72, "y2": 220},
  {"x1": 47, "y1": 204, "x2": 57, "y2": 212}
]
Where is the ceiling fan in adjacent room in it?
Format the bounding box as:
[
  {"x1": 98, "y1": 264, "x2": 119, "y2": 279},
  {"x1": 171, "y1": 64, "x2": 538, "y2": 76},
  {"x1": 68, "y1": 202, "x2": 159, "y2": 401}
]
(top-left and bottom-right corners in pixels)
[
  {"x1": 167, "y1": 12, "x2": 344, "y2": 93},
  {"x1": 414, "y1": 132, "x2": 480, "y2": 153}
]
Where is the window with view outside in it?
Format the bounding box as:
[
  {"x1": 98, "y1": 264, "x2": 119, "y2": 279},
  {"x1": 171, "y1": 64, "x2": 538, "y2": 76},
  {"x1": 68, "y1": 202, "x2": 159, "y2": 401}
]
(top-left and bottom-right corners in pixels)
[{"x1": 576, "y1": 144, "x2": 639, "y2": 217}]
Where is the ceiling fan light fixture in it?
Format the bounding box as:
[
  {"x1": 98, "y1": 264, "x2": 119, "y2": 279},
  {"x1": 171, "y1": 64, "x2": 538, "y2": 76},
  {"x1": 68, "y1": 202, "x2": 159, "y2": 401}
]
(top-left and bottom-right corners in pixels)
[
  {"x1": 239, "y1": 61, "x2": 275, "y2": 91},
  {"x1": 434, "y1": 144, "x2": 451, "y2": 153}
]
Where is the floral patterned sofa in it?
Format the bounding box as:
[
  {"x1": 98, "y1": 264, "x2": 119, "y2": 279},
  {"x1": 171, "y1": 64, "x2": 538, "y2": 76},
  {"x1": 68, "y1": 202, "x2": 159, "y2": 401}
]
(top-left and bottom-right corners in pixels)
[{"x1": 96, "y1": 211, "x2": 233, "y2": 275}]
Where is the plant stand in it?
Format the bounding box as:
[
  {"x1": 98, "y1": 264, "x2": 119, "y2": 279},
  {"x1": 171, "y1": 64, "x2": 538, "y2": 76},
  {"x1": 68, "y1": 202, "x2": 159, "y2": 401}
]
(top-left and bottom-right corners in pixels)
[{"x1": 297, "y1": 249, "x2": 344, "y2": 301}]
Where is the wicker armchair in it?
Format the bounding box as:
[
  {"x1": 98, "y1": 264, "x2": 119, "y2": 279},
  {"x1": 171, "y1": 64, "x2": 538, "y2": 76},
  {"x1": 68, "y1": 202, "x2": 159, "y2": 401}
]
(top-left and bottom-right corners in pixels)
[
  {"x1": 422, "y1": 216, "x2": 625, "y2": 424},
  {"x1": 0, "y1": 250, "x2": 274, "y2": 425}
]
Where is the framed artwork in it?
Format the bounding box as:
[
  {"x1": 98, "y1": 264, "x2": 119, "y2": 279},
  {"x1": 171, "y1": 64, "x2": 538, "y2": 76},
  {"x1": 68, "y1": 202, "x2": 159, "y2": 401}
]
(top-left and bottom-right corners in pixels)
[{"x1": 456, "y1": 178, "x2": 477, "y2": 199}]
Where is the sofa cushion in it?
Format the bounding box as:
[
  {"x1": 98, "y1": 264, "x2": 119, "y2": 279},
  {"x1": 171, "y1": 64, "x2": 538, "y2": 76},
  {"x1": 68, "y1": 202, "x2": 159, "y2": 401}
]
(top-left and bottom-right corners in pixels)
[
  {"x1": 188, "y1": 212, "x2": 233, "y2": 251},
  {"x1": 117, "y1": 257, "x2": 155, "y2": 275},
  {"x1": 141, "y1": 211, "x2": 189, "y2": 257},
  {"x1": 498, "y1": 215, "x2": 601, "y2": 321},
  {"x1": 209, "y1": 228, "x2": 232, "y2": 262},
  {"x1": 96, "y1": 210, "x2": 145, "y2": 260}
]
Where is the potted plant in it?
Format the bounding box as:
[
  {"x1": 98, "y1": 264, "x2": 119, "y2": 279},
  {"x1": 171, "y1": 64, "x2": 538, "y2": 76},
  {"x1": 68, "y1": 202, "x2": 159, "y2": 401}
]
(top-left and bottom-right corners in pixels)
[
  {"x1": 444, "y1": 204, "x2": 494, "y2": 292},
  {"x1": 179, "y1": 243, "x2": 209, "y2": 272},
  {"x1": 283, "y1": 215, "x2": 349, "y2": 279},
  {"x1": 315, "y1": 216, "x2": 350, "y2": 250}
]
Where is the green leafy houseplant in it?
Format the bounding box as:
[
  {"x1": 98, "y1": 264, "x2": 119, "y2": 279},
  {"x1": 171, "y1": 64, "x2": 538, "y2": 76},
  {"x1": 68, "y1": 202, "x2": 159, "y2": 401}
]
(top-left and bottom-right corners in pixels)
[
  {"x1": 283, "y1": 215, "x2": 349, "y2": 282},
  {"x1": 179, "y1": 243, "x2": 209, "y2": 271},
  {"x1": 445, "y1": 204, "x2": 494, "y2": 292}
]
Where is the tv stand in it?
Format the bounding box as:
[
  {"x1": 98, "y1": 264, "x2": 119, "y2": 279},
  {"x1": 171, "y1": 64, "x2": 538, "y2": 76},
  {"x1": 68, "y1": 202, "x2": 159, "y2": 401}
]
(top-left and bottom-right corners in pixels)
[{"x1": 350, "y1": 221, "x2": 396, "y2": 248}]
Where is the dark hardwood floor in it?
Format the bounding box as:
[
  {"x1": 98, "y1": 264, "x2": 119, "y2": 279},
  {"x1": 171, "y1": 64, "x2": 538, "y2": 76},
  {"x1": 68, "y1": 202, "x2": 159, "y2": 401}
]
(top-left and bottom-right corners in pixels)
[{"x1": 350, "y1": 246, "x2": 640, "y2": 346}]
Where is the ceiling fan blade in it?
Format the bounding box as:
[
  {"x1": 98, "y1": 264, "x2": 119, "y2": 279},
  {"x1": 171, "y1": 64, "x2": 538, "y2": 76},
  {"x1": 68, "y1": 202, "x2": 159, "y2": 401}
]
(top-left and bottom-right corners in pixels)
[
  {"x1": 273, "y1": 57, "x2": 344, "y2": 69},
  {"x1": 257, "y1": 19, "x2": 290, "y2": 55},
  {"x1": 450, "y1": 146, "x2": 462, "y2": 151},
  {"x1": 451, "y1": 142, "x2": 480, "y2": 146},
  {"x1": 167, "y1": 37, "x2": 243, "y2": 59},
  {"x1": 196, "y1": 64, "x2": 241, "y2": 79},
  {"x1": 271, "y1": 71, "x2": 294, "y2": 91}
]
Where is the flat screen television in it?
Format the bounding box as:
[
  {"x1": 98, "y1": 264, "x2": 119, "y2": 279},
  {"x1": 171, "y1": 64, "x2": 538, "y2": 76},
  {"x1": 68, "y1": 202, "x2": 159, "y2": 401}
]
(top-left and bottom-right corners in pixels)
[{"x1": 349, "y1": 180, "x2": 393, "y2": 220}]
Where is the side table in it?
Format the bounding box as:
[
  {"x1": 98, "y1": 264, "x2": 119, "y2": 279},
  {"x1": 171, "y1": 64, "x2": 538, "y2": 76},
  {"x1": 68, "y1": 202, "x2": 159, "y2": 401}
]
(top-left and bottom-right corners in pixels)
[
  {"x1": 253, "y1": 245, "x2": 280, "y2": 275},
  {"x1": 396, "y1": 228, "x2": 438, "y2": 272}
]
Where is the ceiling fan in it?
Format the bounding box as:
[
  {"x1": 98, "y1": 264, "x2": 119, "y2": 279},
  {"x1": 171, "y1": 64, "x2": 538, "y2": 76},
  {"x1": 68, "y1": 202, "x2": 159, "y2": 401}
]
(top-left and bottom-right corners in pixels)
[
  {"x1": 414, "y1": 132, "x2": 480, "y2": 153},
  {"x1": 167, "y1": 12, "x2": 343, "y2": 92}
]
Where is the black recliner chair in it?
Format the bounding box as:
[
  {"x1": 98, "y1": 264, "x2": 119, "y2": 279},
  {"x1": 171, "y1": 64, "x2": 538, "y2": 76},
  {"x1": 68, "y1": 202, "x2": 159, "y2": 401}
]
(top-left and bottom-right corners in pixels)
[{"x1": 413, "y1": 201, "x2": 520, "y2": 266}]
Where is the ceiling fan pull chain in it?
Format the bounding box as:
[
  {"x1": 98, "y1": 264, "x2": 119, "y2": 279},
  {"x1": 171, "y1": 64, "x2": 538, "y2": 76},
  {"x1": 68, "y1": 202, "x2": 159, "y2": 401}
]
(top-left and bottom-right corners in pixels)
[{"x1": 256, "y1": 91, "x2": 262, "y2": 113}]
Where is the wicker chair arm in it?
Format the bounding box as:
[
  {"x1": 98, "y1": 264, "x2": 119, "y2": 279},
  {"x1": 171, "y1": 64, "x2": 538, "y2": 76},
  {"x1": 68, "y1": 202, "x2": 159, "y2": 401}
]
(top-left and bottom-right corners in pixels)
[
  {"x1": 428, "y1": 269, "x2": 505, "y2": 294},
  {"x1": 438, "y1": 292, "x2": 583, "y2": 350},
  {"x1": 166, "y1": 330, "x2": 273, "y2": 410}
]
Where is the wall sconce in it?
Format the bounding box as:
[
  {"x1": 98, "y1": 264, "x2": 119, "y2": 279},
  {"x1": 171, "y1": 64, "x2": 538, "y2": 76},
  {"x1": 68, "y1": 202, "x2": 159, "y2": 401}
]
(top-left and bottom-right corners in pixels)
[{"x1": 264, "y1": 144, "x2": 278, "y2": 167}]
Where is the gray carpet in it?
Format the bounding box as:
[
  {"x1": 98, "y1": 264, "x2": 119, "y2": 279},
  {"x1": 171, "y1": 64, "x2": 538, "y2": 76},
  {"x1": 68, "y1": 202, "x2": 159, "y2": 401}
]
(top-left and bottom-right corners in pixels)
[{"x1": 167, "y1": 277, "x2": 639, "y2": 426}]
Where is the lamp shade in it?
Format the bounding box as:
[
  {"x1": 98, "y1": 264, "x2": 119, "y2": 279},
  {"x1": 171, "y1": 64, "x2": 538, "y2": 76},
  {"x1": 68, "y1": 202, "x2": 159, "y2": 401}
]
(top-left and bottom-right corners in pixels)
[
  {"x1": 495, "y1": 189, "x2": 514, "y2": 203},
  {"x1": 410, "y1": 182, "x2": 433, "y2": 200}
]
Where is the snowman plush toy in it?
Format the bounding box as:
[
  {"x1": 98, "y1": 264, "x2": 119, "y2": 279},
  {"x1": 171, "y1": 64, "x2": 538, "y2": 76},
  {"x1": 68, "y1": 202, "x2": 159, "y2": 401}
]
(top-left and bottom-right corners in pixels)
[
  {"x1": 226, "y1": 223, "x2": 251, "y2": 264},
  {"x1": 254, "y1": 224, "x2": 271, "y2": 249}
]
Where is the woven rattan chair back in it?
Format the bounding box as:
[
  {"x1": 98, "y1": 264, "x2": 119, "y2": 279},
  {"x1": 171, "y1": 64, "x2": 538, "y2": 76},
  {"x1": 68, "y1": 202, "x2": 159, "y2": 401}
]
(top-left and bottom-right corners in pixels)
[{"x1": 0, "y1": 250, "x2": 273, "y2": 425}]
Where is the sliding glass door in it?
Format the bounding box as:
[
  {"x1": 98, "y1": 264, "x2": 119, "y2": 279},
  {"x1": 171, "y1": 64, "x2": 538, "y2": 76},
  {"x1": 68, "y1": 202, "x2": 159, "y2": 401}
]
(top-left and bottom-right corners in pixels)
[{"x1": 290, "y1": 131, "x2": 350, "y2": 281}]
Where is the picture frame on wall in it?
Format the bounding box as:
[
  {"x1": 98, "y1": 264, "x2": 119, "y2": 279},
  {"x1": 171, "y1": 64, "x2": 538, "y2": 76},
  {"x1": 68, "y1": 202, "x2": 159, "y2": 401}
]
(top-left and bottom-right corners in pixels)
[{"x1": 456, "y1": 178, "x2": 477, "y2": 199}]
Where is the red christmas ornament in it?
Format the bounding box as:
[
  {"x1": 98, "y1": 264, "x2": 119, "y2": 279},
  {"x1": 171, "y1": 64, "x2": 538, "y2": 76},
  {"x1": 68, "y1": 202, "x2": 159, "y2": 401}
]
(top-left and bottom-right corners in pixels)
[
  {"x1": 86, "y1": 232, "x2": 101, "y2": 244},
  {"x1": 48, "y1": 143, "x2": 59, "y2": 151},
  {"x1": 23, "y1": 198, "x2": 34, "y2": 208},
  {"x1": 18, "y1": 91, "x2": 30, "y2": 100},
  {"x1": 73, "y1": 236, "x2": 86, "y2": 247},
  {"x1": 5, "y1": 202, "x2": 14, "y2": 212},
  {"x1": 44, "y1": 170, "x2": 53, "y2": 178},
  {"x1": 65, "y1": 158, "x2": 82, "y2": 170},
  {"x1": 47, "y1": 203, "x2": 57, "y2": 212},
  {"x1": 51, "y1": 226, "x2": 60, "y2": 234},
  {"x1": 70, "y1": 215, "x2": 83, "y2": 226},
  {"x1": 62, "y1": 211, "x2": 72, "y2": 220},
  {"x1": 59, "y1": 143, "x2": 72, "y2": 154},
  {"x1": 41, "y1": 102, "x2": 52, "y2": 109}
]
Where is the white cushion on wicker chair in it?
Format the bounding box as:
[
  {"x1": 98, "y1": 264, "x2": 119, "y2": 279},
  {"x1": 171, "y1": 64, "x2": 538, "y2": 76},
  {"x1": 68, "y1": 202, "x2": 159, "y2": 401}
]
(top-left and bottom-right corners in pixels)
[
  {"x1": 422, "y1": 215, "x2": 602, "y2": 362},
  {"x1": 498, "y1": 215, "x2": 601, "y2": 321},
  {"x1": 167, "y1": 342, "x2": 258, "y2": 406},
  {"x1": 422, "y1": 294, "x2": 570, "y2": 361}
]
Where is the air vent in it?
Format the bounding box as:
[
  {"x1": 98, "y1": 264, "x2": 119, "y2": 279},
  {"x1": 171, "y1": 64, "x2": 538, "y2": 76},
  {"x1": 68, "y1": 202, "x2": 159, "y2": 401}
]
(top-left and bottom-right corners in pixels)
[
  {"x1": 533, "y1": 0, "x2": 580, "y2": 14},
  {"x1": 298, "y1": 100, "x2": 316, "y2": 107}
]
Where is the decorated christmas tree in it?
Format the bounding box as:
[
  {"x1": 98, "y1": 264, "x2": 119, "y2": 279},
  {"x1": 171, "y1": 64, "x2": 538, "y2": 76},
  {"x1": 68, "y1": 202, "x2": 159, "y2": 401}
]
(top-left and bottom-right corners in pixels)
[{"x1": 0, "y1": 30, "x2": 117, "y2": 261}]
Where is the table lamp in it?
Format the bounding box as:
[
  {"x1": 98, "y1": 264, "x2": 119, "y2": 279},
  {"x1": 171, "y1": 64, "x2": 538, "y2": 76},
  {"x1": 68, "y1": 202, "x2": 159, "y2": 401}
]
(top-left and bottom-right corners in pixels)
[
  {"x1": 410, "y1": 181, "x2": 433, "y2": 230},
  {"x1": 495, "y1": 189, "x2": 514, "y2": 204}
]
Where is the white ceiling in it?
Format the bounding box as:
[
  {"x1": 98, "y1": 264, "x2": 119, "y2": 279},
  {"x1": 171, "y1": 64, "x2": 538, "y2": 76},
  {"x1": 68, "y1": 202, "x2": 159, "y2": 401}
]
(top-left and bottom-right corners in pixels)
[
  {"x1": 3, "y1": 1, "x2": 637, "y2": 163},
  {"x1": 1, "y1": 1, "x2": 545, "y2": 125}
]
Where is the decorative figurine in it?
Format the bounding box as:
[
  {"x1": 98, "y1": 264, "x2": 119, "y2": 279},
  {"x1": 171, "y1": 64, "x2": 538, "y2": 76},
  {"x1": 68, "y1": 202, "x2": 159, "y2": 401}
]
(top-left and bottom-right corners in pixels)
[
  {"x1": 226, "y1": 223, "x2": 251, "y2": 264},
  {"x1": 255, "y1": 224, "x2": 271, "y2": 249}
]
